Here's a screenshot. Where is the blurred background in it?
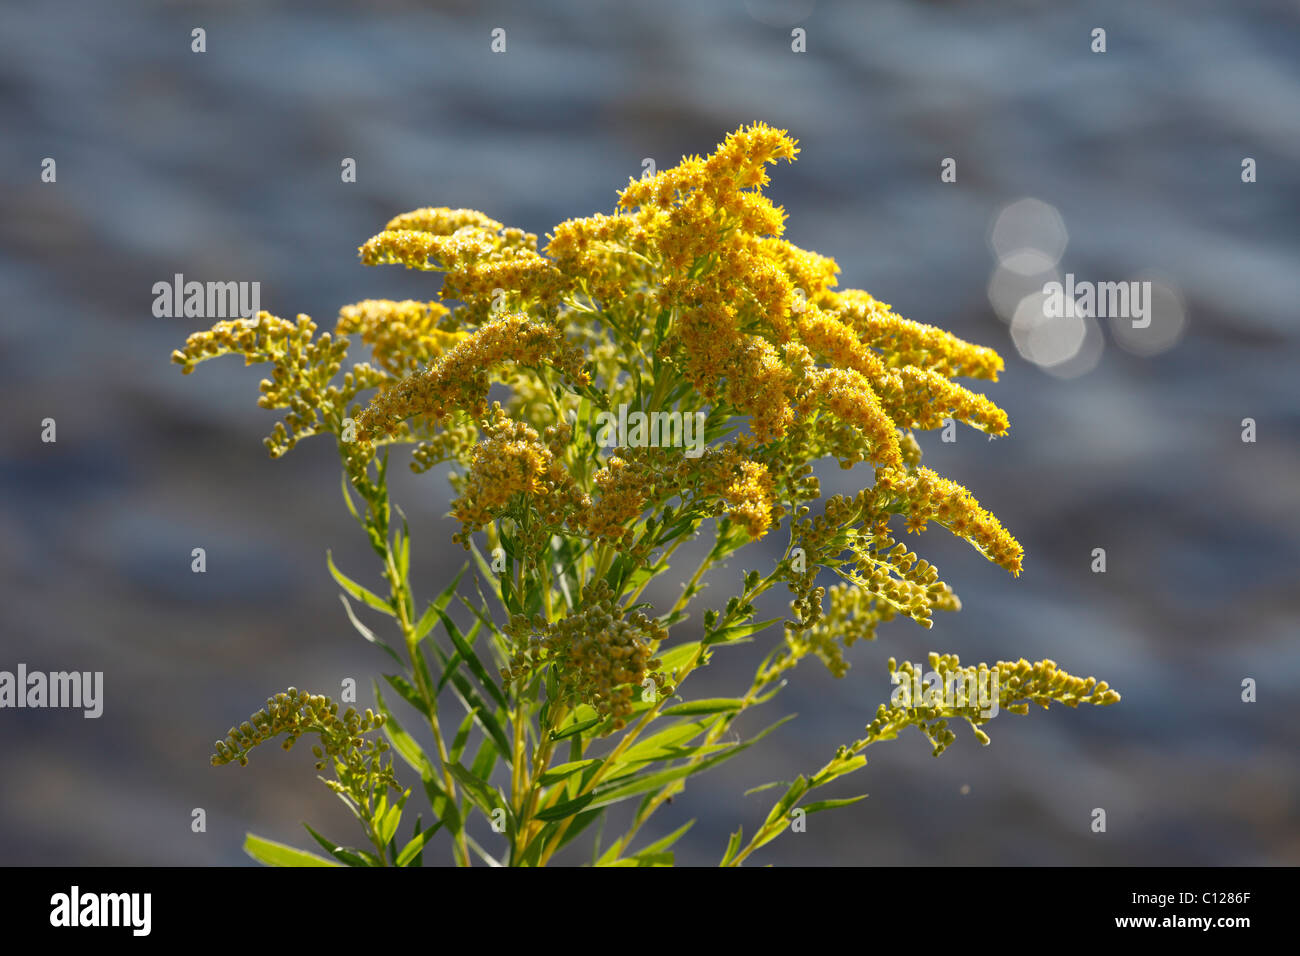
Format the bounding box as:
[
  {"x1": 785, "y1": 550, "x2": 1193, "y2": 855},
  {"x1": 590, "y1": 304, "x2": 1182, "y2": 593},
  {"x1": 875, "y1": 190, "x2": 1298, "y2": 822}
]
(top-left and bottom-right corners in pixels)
[{"x1": 1, "y1": 0, "x2": 1297, "y2": 865}]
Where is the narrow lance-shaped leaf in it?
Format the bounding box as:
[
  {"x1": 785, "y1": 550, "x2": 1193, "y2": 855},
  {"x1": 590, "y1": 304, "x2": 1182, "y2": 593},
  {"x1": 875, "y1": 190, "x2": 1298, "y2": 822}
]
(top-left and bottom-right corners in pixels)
[
  {"x1": 338, "y1": 593, "x2": 403, "y2": 667},
  {"x1": 327, "y1": 549, "x2": 394, "y2": 616},
  {"x1": 302, "y1": 823, "x2": 378, "y2": 867},
  {"x1": 244, "y1": 833, "x2": 341, "y2": 868}
]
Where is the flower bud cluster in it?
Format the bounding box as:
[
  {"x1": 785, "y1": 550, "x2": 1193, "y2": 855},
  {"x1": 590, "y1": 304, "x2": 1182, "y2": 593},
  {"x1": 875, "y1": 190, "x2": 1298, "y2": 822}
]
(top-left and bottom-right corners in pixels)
[
  {"x1": 864, "y1": 654, "x2": 1120, "y2": 757},
  {"x1": 211, "y1": 687, "x2": 393, "y2": 781},
  {"x1": 502, "y1": 583, "x2": 671, "y2": 730}
]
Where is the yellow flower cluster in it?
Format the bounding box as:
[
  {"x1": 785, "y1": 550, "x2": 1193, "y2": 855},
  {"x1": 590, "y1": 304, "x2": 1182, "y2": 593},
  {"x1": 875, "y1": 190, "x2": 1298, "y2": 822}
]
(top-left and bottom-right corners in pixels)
[
  {"x1": 502, "y1": 582, "x2": 670, "y2": 730},
  {"x1": 407, "y1": 415, "x2": 480, "y2": 475},
  {"x1": 342, "y1": 124, "x2": 1016, "y2": 571},
  {"x1": 177, "y1": 125, "x2": 1029, "y2": 721},
  {"x1": 210, "y1": 688, "x2": 400, "y2": 833},
  {"x1": 442, "y1": 254, "x2": 569, "y2": 312},
  {"x1": 359, "y1": 207, "x2": 567, "y2": 317},
  {"x1": 211, "y1": 687, "x2": 391, "y2": 775},
  {"x1": 695, "y1": 444, "x2": 779, "y2": 538},
  {"x1": 583, "y1": 453, "x2": 656, "y2": 545},
  {"x1": 175, "y1": 129, "x2": 1126, "y2": 870},
  {"x1": 575, "y1": 440, "x2": 784, "y2": 546},
  {"x1": 618, "y1": 122, "x2": 799, "y2": 213},
  {"x1": 865, "y1": 654, "x2": 1120, "y2": 757},
  {"x1": 872, "y1": 465, "x2": 1023, "y2": 575},
  {"x1": 565, "y1": 122, "x2": 1010, "y2": 472},
  {"x1": 171, "y1": 311, "x2": 376, "y2": 458},
  {"x1": 546, "y1": 212, "x2": 655, "y2": 303},
  {"x1": 830, "y1": 289, "x2": 1003, "y2": 380},
  {"x1": 451, "y1": 405, "x2": 589, "y2": 548},
  {"x1": 781, "y1": 487, "x2": 963, "y2": 640},
  {"x1": 360, "y1": 228, "x2": 498, "y2": 271},
  {"x1": 384, "y1": 207, "x2": 510, "y2": 236},
  {"x1": 996, "y1": 656, "x2": 1121, "y2": 713},
  {"x1": 334, "y1": 299, "x2": 463, "y2": 378},
  {"x1": 801, "y1": 364, "x2": 904, "y2": 468},
  {"x1": 171, "y1": 311, "x2": 309, "y2": 374},
  {"x1": 354, "y1": 314, "x2": 589, "y2": 443},
  {"x1": 761, "y1": 582, "x2": 888, "y2": 682}
]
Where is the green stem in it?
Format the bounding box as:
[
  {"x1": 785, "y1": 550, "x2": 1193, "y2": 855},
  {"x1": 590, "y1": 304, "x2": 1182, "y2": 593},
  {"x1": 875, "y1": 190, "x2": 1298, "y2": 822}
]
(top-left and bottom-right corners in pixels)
[{"x1": 384, "y1": 544, "x2": 471, "y2": 868}]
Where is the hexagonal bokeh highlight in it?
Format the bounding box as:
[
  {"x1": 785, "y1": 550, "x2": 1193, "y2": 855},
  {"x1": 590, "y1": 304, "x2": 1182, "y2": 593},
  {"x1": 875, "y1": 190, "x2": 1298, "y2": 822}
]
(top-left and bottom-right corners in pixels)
[{"x1": 989, "y1": 198, "x2": 1069, "y2": 271}]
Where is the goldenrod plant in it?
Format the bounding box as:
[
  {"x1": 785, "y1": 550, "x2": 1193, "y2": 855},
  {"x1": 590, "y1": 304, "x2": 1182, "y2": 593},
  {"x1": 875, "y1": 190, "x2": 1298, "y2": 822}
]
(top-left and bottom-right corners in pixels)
[{"x1": 175, "y1": 124, "x2": 1119, "y2": 867}]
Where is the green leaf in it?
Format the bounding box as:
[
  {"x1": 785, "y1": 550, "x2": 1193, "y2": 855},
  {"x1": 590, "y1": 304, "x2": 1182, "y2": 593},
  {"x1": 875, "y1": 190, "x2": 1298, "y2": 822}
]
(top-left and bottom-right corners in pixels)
[
  {"x1": 432, "y1": 643, "x2": 511, "y2": 757},
  {"x1": 375, "y1": 790, "x2": 408, "y2": 847},
  {"x1": 415, "y1": 563, "x2": 468, "y2": 642},
  {"x1": 301, "y1": 823, "x2": 376, "y2": 867},
  {"x1": 396, "y1": 818, "x2": 441, "y2": 867},
  {"x1": 437, "y1": 608, "x2": 509, "y2": 711},
  {"x1": 594, "y1": 714, "x2": 794, "y2": 807},
  {"x1": 395, "y1": 513, "x2": 411, "y2": 587},
  {"x1": 468, "y1": 541, "x2": 503, "y2": 604},
  {"x1": 499, "y1": 556, "x2": 522, "y2": 615},
  {"x1": 244, "y1": 833, "x2": 341, "y2": 867},
  {"x1": 340, "y1": 470, "x2": 362, "y2": 524},
  {"x1": 803, "y1": 795, "x2": 868, "y2": 815},
  {"x1": 421, "y1": 771, "x2": 463, "y2": 840},
  {"x1": 465, "y1": 834, "x2": 503, "y2": 867},
  {"x1": 606, "y1": 851, "x2": 673, "y2": 867},
  {"x1": 448, "y1": 762, "x2": 512, "y2": 835},
  {"x1": 381, "y1": 673, "x2": 429, "y2": 719},
  {"x1": 810, "y1": 754, "x2": 867, "y2": 787},
  {"x1": 532, "y1": 792, "x2": 595, "y2": 822},
  {"x1": 704, "y1": 617, "x2": 781, "y2": 647},
  {"x1": 761, "y1": 775, "x2": 809, "y2": 830},
  {"x1": 618, "y1": 717, "x2": 718, "y2": 763},
  {"x1": 656, "y1": 641, "x2": 702, "y2": 680},
  {"x1": 375, "y1": 685, "x2": 433, "y2": 776},
  {"x1": 537, "y1": 759, "x2": 600, "y2": 785},
  {"x1": 457, "y1": 593, "x2": 505, "y2": 639},
  {"x1": 338, "y1": 593, "x2": 404, "y2": 667},
  {"x1": 550, "y1": 716, "x2": 601, "y2": 741},
  {"x1": 327, "y1": 550, "x2": 394, "y2": 615},
  {"x1": 521, "y1": 806, "x2": 604, "y2": 864},
  {"x1": 413, "y1": 603, "x2": 440, "y2": 643},
  {"x1": 660, "y1": 698, "x2": 746, "y2": 717},
  {"x1": 435, "y1": 649, "x2": 464, "y2": 694},
  {"x1": 599, "y1": 819, "x2": 695, "y2": 866},
  {"x1": 469, "y1": 732, "x2": 500, "y2": 786},
  {"x1": 449, "y1": 710, "x2": 477, "y2": 764},
  {"x1": 461, "y1": 592, "x2": 513, "y2": 665},
  {"x1": 720, "y1": 827, "x2": 743, "y2": 866},
  {"x1": 536, "y1": 716, "x2": 794, "y2": 822}
]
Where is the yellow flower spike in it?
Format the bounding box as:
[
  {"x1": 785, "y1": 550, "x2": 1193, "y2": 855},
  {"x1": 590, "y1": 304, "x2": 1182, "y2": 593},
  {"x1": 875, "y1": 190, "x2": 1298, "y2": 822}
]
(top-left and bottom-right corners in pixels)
[
  {"x1": 359, "y1": 228, "x2": 496, "y2": 271},
  {"x1": 383, "y1": 206, "x2": 505, "y2": 236},
  {"x1": 451, "y1": 404, "x2": 589, "y2": 549},
  {"x1": 335, "y1": 299, "x2": 462, "y2": 377},
  {"x1": 830, "y1": 289, "x2": 1005, "y2": 380},
  {"x1": 355, "y1": 314, "x2": 589, "y2": 441}
]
